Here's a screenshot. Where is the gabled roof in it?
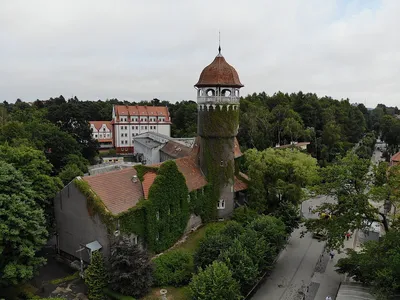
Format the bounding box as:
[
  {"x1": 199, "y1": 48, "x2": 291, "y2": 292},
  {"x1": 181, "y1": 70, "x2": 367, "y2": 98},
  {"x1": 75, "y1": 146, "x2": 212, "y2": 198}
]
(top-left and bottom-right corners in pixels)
[
  {"x1": 234, "y1": 176, "x2": 248, "y2": 192},
  {"x1": 234, "y1": 138, "x2": 243, "y2": 158},
  {"x1": 114, "y1": 105, "x2": 169, "y2": 117},
  {"x1": 160, "y1": 140, "x2": 192, "y2": 159},
  {"x1": 89, "y1": 121, "x2": 112, "y2": 131},
  {"x1": 392, "y1": 151, "x2": 400, "y2": 162},
  {"x1": 82, "y1": 168, "x2": 143, "y2": 215}
]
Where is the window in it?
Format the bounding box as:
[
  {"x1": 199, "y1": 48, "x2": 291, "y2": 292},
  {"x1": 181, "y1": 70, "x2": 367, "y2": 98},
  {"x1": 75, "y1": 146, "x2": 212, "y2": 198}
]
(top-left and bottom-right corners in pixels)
[
  {"x1": 156, "y1": 211, "x2": 160, "y2": 220},
  {"x1": 145, "y1": 126, "x2": 147, "y2": 130},
  {"x1": 94, "y1": 134, "x2": 98, "y2": 138},
  {"x1": 125, "y1": 133, "x2": 127, "y2": 137},
  {"x1": 121, "y1": 133, "x2": 123, "y2": 137},
  {"x1": 217, "y1": 199, "x2": 225, "y2": 210},
  {"x1": 103, "y1": 128, "x2": 106, "y2": 131},
  {"x1": 124, "y1": 126, "x2": 127, "y2": 130},
  {"x1": 132, "y1": 126, "x2": 134, "y2": 129},
  {"x1": 136, "y1": 126, "x2": 138, "y2": 130},
  {"x1": 141, "y1": 126, "x2": 144, "y2": 130}
]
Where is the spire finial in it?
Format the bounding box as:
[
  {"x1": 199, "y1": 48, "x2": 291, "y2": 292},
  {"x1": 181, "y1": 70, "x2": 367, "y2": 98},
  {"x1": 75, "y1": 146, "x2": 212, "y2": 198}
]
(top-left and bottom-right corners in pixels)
[{"x1": 218, "y1": 31, "x2": 221, "y2": 55}]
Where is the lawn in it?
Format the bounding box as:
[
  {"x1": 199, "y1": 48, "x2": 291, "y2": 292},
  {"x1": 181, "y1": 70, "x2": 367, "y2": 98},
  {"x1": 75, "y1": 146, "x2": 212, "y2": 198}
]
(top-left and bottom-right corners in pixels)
[{"x1": 173, "y1": 222, "x2": 225, "y2": 254}]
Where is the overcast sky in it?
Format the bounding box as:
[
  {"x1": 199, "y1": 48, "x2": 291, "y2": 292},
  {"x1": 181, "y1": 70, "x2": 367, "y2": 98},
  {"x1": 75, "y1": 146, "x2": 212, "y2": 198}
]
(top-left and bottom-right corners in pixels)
[{"x1": 1, "y1": 0, "x2": 399, "y2": 107}]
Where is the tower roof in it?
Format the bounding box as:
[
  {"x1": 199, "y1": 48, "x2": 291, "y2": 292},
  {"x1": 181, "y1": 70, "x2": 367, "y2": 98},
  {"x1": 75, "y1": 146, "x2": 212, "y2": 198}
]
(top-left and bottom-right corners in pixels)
[{"x1": 195, "y1": 52, "x2": 243, "y2": 88}]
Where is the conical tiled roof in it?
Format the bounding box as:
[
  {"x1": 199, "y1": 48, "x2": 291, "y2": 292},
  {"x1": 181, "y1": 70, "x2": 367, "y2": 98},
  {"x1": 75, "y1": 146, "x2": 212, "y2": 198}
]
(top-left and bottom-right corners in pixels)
[{"x1": 195, "y1": 52, "x2": 243, "y2": 88}]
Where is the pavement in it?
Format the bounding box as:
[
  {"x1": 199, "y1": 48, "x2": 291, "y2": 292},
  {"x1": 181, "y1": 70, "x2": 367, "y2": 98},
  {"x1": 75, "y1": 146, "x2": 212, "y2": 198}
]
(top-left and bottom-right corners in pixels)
[{"x1": 251, "y1": 196, "x2": 357, "y2": 300}]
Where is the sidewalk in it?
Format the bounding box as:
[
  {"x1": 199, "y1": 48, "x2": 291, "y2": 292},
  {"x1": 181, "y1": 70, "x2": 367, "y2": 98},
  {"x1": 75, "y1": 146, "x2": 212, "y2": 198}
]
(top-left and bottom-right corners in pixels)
[{"x1": 309, "y1": 232, "x2": 357, "y2": 300}]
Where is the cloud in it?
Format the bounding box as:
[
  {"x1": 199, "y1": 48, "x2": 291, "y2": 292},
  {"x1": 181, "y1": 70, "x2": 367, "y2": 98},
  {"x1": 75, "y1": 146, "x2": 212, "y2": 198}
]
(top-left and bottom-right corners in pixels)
[{"x1": 0, "y1": 0, "x2": 398, "y2": 108}]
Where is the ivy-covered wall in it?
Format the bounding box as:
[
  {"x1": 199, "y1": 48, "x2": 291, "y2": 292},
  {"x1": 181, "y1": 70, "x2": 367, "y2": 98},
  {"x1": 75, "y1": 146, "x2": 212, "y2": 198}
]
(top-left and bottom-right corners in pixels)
[
  {"x1": 144, "y1": 160, "x2": 189, "y2": 252},
  {"x1": 198, "y1": 104, "x2": 239, "y2": 218}
]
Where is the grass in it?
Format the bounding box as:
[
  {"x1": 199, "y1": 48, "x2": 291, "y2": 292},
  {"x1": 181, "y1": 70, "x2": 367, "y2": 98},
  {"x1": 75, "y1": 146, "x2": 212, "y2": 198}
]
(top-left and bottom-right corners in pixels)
[
  {"x1": 173, "y1": 222, "x2": 226, "y2": 254},
  {"x1": 49, "y1": 271, "x2": 80, "y2": 285},
  {"x1": 104, "y1": 288, "x2": 136, "y2": 300},
  {"x1": 141, "y1": 286, "x2": 190, "y2": 300}
]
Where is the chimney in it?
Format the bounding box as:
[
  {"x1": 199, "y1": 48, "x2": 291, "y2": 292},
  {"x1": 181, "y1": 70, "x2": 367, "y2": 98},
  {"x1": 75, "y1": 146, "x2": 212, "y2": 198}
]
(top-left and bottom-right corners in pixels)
[{"x1": 131, "y1": 175, "x2": 138, "y2": 183}]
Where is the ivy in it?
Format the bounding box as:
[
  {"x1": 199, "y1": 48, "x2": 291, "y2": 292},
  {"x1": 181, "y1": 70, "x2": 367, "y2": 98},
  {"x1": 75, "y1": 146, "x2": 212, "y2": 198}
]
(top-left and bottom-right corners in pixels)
[
  {"x1": 197, "y1": 104, "x2": 240, "y2": 221},
  {"x1": 145, "y1": 160, "x2": 190, "y2": 252},
  {"x1": 118, "y1": 201, "x2": 146, "y2": 238},
  {"x1": 134, "y1": 165, "x2": 159, "y2": 182},
  {"x1": 74, "y1": 178, "x2": 116, "y2": 232}
]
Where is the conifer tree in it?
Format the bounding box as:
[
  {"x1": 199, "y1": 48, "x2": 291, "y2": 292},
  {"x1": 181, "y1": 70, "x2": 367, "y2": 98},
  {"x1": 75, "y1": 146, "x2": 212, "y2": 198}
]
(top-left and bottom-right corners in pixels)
[{"x1": 84, "y1": 251, "x2": 107, "y2": 300}]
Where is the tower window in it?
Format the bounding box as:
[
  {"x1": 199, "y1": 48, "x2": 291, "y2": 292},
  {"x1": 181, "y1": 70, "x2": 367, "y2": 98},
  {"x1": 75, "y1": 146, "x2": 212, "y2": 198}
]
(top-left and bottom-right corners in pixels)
[
  {"x1": 220, "y1": 160, "x2": 224, "y2": 167},
  {"x1": 206, "y1": 89, "x2": 215, "y2": 96},
  {"x1": 217, "y1": 199, "x2": 225, "y2": 210},
  {"x1": 156, "y1": 211, "x2": 160, "y2": 221}
]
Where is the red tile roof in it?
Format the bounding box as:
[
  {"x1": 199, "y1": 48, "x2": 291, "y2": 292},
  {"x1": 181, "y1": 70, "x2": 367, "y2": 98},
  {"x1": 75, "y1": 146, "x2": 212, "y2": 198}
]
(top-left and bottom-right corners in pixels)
[
  {"x1": 114, "y1": 105, "x2": 170, "y2": 118},
  {"x1": 195, "y1": 54, "x2": 243, "y2": 88},
  {"x1": 234, "y1": 176, "x2": 248, "y2": 192},
  {"x1": 142, "y1": 171, "x2": 157, "y2": 199},
  {"x1": 234, "y1": 138, "x2": 242, "y2": 158},
  {"x1": 89, "y1": 121, "x2": 112, "y2": 131},
  {"x1": 82, "y1": 168, "x2": 143, "y2": 215},
  {"x1": 175, "y1": 156, "x2": 208, "y2": 192},
  {"x1": 392, "y1": 151, "x2": 400, "y2": 162}
]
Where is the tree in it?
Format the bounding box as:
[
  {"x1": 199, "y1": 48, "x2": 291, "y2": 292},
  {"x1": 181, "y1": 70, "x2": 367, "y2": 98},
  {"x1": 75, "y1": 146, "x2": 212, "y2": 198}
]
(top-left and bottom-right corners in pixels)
[
  {"x1": 189, "y1": 261, "x2": 242, "y2": 300},
  {"x1": 108, "y1": 239, "x2": 153, "y2": 297},
  {"x1": 218, "y1": 239, "x2": 259, "y2": 294},
  {"x1": 0, "y1": 161, "x2": 47, "y2": 286},
  {"x1": 59, "y1": 163, "x2": 84, "y2": 184},
  {"x1": 336, "y1": 230, "x2": 400, "y2": 299},
  {"x1": 0, "y1": 144, "x2": 62, "y2": 207},
  {"x1": 84, "y1": 251, "x2": 107, "y2": 300},
  {"x1": 194, "y1": 232, "x2": 233, "y2": 270},
  {"x1": 245, "y1": 148, "x2": 319, "y2": 214},
  {"x1": 247, "y1": 215, "x2": 288, "y2": 253},
  {"x1": 304, "y1": 152, "x2": 379, "y2": 250}
]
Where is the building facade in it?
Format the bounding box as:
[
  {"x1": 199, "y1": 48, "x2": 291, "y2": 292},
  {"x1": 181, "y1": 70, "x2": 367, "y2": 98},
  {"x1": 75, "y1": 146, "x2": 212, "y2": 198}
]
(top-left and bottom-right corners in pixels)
[
  {"x1": 89, "y1": 121, "x2": 113, "y2": 150},
  {"x1": 112, "y1": 105, "x2": 171, "y2": 154}
]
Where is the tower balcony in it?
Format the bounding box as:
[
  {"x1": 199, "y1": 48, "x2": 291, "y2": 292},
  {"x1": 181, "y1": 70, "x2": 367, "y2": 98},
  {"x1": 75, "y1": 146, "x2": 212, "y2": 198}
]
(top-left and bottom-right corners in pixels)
[{"x1": 197, "y1": 96, "x2": 240, "y2": 105}]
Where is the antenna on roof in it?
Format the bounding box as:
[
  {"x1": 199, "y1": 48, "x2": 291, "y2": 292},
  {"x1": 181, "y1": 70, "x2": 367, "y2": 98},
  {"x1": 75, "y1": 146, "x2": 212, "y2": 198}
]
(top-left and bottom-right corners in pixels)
[{"x1": 218, "y1": 31, "x2": 221, "y2": 55}]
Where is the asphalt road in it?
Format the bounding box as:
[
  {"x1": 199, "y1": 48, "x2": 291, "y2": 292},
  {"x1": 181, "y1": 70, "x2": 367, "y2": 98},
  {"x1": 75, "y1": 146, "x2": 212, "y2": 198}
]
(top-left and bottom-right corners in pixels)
[{"x1": 251, "y1": 196, "x2": 333, "y2": 300}]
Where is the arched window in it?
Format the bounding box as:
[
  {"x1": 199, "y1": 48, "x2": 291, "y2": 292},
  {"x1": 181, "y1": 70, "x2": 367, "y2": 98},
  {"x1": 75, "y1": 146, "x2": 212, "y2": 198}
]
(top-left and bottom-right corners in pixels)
[
  {"x1": 221, "y1": 89, "x2": 231, "y2": 97},
  {"x1": 206, "y1": 89, "x2": 215, "y2": 96}
]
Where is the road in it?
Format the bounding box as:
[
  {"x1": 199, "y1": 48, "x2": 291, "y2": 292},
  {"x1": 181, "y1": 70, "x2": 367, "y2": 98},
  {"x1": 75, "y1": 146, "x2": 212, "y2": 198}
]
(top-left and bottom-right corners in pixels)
[
  {"x1": 252, "y1": 141, "x2": 385, "y2": 300},
  {"x1": 252, "y1": 196, "x2": 333, "y2": 300}
]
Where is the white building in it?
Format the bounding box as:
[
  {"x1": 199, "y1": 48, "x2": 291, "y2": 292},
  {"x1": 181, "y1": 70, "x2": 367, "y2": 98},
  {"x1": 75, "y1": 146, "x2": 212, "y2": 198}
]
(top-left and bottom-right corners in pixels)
[
  {"x1": 89, "y1": 121, "x2": 113, "y2": 150},
  {"x1": 112, "y1": 105, "x2": 171, "y2": 154},
  {"x1": 133, "y1": 132, "x2": 192, "y2": 165}
]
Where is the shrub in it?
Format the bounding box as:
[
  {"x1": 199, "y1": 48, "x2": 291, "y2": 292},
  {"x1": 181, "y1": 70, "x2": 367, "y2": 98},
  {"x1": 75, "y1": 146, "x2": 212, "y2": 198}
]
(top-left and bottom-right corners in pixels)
[
  {"x1": 84, "y1": 251, "x2": 107, "y2": 300},
  {"x1": 189, "y1": 261, "x2": 242, "y2": 300},
  {"x1": 232, "y1": 207, "x2": 258, "y2": 225},
  {"x1": 153, "y1": 250, "x2": 194, "y2": 287},
  {"x1": 219, "y1": 221, "x2": 244, "y2": 239}
]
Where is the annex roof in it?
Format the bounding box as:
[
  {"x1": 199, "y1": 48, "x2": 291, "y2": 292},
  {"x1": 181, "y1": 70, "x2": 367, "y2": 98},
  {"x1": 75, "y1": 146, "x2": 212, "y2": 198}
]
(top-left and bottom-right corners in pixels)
[
  {"x1": 82, "y1": 168, "x2": 143, "y2": 215},
  {"x1": 160, "y1": 140, "x2": 192, "y2": 159},
  {"x1": 336, "y1": 283, "x2": 375, "y2": 300},
  {"x1": 134, "y1": 138, "x2": 162, "y2": 149}
]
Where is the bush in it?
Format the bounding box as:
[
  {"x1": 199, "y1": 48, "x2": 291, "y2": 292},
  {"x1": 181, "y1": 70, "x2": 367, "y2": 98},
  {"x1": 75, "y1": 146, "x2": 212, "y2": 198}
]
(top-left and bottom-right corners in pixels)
[
  {"x1": 189, "y1": 261, "x2": 242, "y2": 300},
  {"x1": 232, "y1": 207, "x2": 258, "y2": 225},
  {"x1": 219, "y1": 221, "x2": 244, "y2": 239},
  {"x1": 84, "y1": 251, "x2": 107, "y2": 300},
  {"x1": 153, "y1": 250, "x2": 194, "y2": 287}
]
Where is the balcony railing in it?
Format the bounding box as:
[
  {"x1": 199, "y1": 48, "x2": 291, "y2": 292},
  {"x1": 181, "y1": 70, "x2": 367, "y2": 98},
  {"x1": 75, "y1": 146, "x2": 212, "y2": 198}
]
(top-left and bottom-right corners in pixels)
[{"x1": 197, "y1": 96, "x2": 240, "y2": 104}]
